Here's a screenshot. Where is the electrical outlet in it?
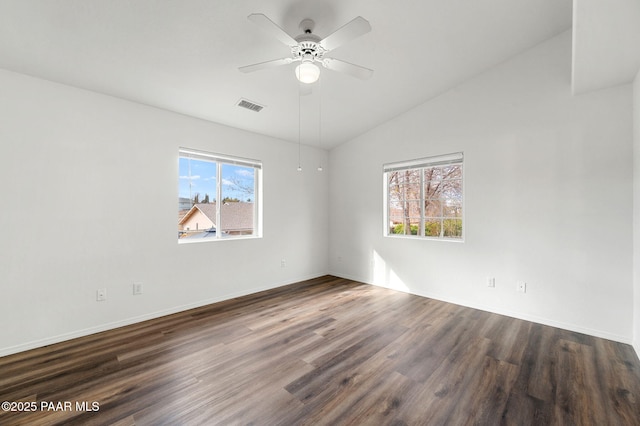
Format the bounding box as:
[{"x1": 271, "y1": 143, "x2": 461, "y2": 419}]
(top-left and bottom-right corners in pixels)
[
  {"x1": 133, "y1": 282, "x2": 143, "y2": 295},
  {"x1": 96, "y1": 288, "x2": 107, "y2": 302},
  {"x1": 517, "y1": 281, "x2": 527, "y2": 293},
  {"x1": 281, "y1": 259, "x2": 286, "y2": 268},
  {"x1": 486, "y1": 277, "x2": 495, "y2": 288}
]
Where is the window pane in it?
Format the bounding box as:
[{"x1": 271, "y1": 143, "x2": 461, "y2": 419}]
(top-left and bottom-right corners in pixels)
[
  {"x1": 424, "y1": 219, "x2": 441, "y2": 237},
  {"x1": 389, "y1": 198, "x2": 421, "y2": 236},
  {"x1": 443, "y1": 201, "x2": 462, "y2": 218},
  {"x1": 388, "y1": 204, "x2": 404, "y2": 224},
  {"x1": 403, "y1": 200, "x2": 420, "y2": 217},
  {"x1": 443, "y1": 219, "x2": 463, "y2": 238},
  {"x1": 441, "y1": 179, "x2": 462, "y2": 200},
  {"x1": 425, "y1": 167, "x2": 444, "y2": 181},
  {"x1": 424, "y1": 198, "x2": 442, "y2": 217},
  {"x1": 441, "y1": 164, "x2": 462, "y2": 180},
  {"x1": 390, "y1": 173, "x2": 420, "y2": 199},
  {"x1": 388, "y1": 171, "x2": 401, "y2": 186},
  {"x1": 396, "y1": 169, "x2": 421, "y2": 185},
  {"x1": 178, "y1": 158, "x2": 217, "y2": 239},
  {"x1": 220, "y1": 164, "x2": 255, "y2": 236},
  {"x1": 391, "y1": 218, "x2": 420, "y2": 235},
  {"x1": 388, "y1": 182, "x2": 401, "y2": 201},
  {"x1": 397, "y1": 184, "x2": 421, "y2": 201}
]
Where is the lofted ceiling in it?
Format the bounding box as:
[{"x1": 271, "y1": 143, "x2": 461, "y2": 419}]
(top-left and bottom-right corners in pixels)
[{"x1": 0, "y1": 0, "x2": 575, "y2": 148}]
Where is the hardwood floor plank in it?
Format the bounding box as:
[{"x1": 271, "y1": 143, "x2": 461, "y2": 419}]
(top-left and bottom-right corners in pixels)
[
  {"x1": 590, "y1": 337, "x2": 640, "y2": 426},
  {"x1": 449, "y1": 356, "x2": 519, "y2": 425},
  {"x1": 554, "y1": 339, "x2": 609, "y2": 425},
  {"x1": 501, "y1": 323, "x2": 555, "y2": 425},
  {"x1": 0, "y1": 275, "x2": 638, "y2": 425},
  {"x1": 483, "y1": 315, "x2": 532, "y2": 366},
  {"x1": 501, "y1": 393, "x2": 553, "y2": 426},
  {"x1": 524, "y1": 323, "x2": 559, "y2": 402},
  {"x1": 398, "y1": 336, "x2": 493, "y2": 425}
]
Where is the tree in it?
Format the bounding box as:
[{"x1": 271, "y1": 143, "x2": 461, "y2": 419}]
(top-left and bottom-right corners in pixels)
[
  {"x1": 202, "y1": 194, "x2": 210, "y2": 204},
  {"x1": 388, "y1": 169, "x2": 421, "y2": 235},
  {"x1": 193, "y1": 193, "x2": 200, "y2": 204},
  {"x1": 225, "y1": 177, "x2": 255, "y2": 200}
]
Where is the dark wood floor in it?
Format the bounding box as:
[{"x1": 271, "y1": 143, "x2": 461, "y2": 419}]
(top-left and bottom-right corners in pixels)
[{"x1": 1, "y1": 276, "x2": 639, "y2": 425}]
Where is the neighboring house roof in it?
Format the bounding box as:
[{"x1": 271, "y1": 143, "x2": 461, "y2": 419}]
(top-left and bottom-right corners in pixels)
[
  {"x1": 178, "y1": 202, "x2": 254, "y2": 231},
  {"x1": 193, "y1": 203, "x2": 216, "y2": 224},
  {"x1": 219, "y1": 202, "x2": 254, "y2": 231}
]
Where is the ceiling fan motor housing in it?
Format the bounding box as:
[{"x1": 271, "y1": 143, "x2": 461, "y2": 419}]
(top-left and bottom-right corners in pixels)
[
  {"x1": 292, "y1": 40, "x2": 325, "y2": 63},
  {"x1": 293, "y1": 19, "x2": 325, "y2": 63}
]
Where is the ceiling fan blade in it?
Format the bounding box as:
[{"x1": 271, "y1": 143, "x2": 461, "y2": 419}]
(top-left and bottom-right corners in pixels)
[
  {"x1": 319, "y1": 16, "x2": 371, "y2": 51},
  {"x1": 322, "y1": 58, "x2": 373, "y2": 80},
  {"x1": 239, "y1": 57, "x2": 293, "y2": 73},
  {"x1": 248, "y1": 13, "x2": 298, "y2": 46}
]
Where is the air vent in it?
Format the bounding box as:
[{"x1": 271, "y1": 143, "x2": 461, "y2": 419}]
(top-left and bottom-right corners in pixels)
[{"x1": 237, "y1": 98, "x2": 264, "y2": 112}]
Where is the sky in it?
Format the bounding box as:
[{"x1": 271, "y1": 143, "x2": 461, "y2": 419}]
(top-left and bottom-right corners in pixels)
[{"x1": 178, "y1": 158, "x2": 255, "y2": 203}]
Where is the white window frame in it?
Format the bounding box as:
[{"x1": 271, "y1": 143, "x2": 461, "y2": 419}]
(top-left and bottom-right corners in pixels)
[
  {"x1": 383, "y1": 152, "x2": 464, "y2": 241},
  {"x1": 178, "y1": 147, "x2": 262, "y2": 243}
]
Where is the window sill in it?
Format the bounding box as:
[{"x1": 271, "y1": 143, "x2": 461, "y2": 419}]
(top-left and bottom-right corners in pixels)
[
  {"x1": 384, "y1": 234, "x2": 465, "y2": 243},
  {"x1": 178, "y1": 235, "x2": 262, "y2": 244}
]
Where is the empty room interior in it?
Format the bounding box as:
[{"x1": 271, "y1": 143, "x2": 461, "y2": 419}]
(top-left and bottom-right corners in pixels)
[{"x1": 1, "y1": 0, "x2": 640, "y2": 424}]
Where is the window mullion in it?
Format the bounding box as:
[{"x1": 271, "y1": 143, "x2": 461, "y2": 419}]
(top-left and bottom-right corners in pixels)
[
  {"x1": 419, "y1": 168, "x2": 425, "y2": 237},
  {"x1": 386, "y1": 174, "x2": 391, "y2": 235},
  {"x1": 439, "y1": 194, "x2": 444, "y2": 238},
  {"x1": 216, "y1": 161, "x2": 222, "y2": 239},
  {"x1": 253, "y1": 168, "x2": 257, "y2": 235}
]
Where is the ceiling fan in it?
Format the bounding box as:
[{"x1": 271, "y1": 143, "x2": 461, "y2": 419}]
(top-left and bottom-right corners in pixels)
[{"x1": 239, "y1": 13, "x2": 373, "y2": 84}]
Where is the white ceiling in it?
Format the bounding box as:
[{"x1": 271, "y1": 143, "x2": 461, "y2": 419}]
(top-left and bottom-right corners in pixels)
[{"x1": 0, "y1": 0, "x2": 574, "y2": 148}]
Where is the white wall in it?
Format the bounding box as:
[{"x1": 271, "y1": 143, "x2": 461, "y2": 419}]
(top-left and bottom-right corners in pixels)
[
  {"x1": 329, "y1": 31, "x2": 634, "y2": 343},
  {"x1": 0, "y1": 69, "x2": 329, "y2": 356},
  {"x1": 634, "y1": 68, "x2": 640, "y2": 355},
  {"x1": 572, "y1": 0, "x2": 640, "y2": 94}
]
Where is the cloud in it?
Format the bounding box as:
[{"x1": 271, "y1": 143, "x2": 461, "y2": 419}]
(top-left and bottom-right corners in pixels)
[
  {"x1": 179, "y1": 175, "x2": 200, "y2": 180},
  {"x1": 236, "y1": 169, "x2": 253, "y2": 177}
]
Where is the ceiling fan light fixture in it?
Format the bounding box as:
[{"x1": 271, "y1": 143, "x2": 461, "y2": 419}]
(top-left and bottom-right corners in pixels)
[{"x1": 295, "y1": 61, "x2": 320, "y2": 84}]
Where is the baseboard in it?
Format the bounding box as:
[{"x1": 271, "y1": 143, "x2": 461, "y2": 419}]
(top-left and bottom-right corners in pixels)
[
  {"x1": 0, "y1": 273, "x2": 323, "y2": 358},
  {"x1": 331, "y1": 271, "x2": 632, "y2": 345}
]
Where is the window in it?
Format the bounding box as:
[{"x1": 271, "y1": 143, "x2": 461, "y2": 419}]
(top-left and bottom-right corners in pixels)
[
  {"x1": 178, "y1": 148, "x2": 261, "y2": 242},
  {"x1": 384, "y1": 152, "x2": 463, "y2": 240}
]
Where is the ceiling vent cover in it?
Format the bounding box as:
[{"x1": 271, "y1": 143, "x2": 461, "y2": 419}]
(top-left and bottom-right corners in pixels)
[{"x1": 237, "y1": 98, "x2": 264, "y2": 112}]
